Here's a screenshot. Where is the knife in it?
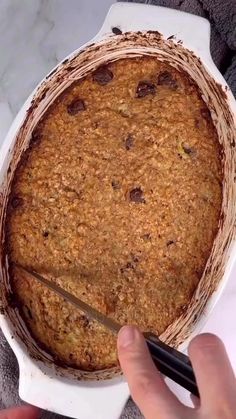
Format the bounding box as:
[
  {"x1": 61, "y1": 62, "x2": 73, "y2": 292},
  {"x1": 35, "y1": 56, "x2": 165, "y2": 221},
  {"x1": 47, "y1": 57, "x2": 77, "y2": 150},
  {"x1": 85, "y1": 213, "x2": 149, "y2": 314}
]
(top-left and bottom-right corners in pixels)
[{"x1": 15, "y1": 263, "x2": 199, "y2": 397}]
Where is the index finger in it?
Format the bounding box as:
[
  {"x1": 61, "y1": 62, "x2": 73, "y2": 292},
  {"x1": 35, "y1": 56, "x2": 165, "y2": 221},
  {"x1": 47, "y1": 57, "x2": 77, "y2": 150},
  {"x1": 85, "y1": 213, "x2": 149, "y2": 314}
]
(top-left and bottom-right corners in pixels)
[{"x1": 118, "y1": 326, "x2": 188, "y2": 419}]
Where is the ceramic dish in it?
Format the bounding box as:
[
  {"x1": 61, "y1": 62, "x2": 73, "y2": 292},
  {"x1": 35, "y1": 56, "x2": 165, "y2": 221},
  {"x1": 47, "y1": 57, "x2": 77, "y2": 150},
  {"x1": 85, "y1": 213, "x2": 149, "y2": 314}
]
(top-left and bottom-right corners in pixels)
[{"x1": 0, "y1": 3, "x2": 236, "y2": 419}]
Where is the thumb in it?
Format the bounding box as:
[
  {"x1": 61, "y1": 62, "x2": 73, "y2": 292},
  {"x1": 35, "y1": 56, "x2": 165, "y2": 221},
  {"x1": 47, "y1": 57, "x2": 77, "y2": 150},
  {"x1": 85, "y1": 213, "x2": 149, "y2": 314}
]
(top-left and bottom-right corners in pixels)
[{"x1": 117, "y1": 326, "x2": 186, "y2": 419}]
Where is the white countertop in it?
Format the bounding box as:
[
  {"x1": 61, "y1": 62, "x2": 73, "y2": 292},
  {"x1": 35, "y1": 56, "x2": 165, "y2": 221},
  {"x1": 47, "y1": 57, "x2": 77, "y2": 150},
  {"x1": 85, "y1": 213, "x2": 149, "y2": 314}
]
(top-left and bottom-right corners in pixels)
[
  {"x1": 0, "y1": 0, "x2": 114, "y2": 145},
  {"x1": 0, "y1": 0, "x2": 235, "y2": 409}
]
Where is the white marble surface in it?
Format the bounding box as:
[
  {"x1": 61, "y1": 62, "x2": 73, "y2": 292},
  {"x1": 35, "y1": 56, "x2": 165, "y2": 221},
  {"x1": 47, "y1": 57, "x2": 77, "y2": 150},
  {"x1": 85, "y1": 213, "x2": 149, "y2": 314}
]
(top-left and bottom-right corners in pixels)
[
  {"x1": 0, "y1": 0, "x2": 236, "y2": 410},
  {"x1": 0, "y1": 0, "x2": 114, "y2": 146}
]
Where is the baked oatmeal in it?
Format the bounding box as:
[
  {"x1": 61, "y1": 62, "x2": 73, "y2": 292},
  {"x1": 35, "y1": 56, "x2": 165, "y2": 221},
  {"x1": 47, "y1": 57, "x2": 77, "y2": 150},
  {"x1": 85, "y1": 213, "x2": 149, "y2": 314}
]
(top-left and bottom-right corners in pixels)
[{"x1": 6, "y1": 57, "x2": 222, "y2": 370}]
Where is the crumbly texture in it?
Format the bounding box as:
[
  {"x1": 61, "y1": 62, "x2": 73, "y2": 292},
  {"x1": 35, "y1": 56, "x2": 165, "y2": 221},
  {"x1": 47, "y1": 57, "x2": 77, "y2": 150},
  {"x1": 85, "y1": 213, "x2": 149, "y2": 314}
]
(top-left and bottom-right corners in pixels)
[{"x1": 6, "y1": 57, "x2": 222, "y2": 371}]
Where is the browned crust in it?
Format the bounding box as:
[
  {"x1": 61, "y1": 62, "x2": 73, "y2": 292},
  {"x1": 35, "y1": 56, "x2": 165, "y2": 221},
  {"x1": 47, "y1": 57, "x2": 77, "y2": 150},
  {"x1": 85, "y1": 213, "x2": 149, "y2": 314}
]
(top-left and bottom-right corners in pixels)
[{"x1": 5, "y1": 56, "x2": 222, "y2": 371}]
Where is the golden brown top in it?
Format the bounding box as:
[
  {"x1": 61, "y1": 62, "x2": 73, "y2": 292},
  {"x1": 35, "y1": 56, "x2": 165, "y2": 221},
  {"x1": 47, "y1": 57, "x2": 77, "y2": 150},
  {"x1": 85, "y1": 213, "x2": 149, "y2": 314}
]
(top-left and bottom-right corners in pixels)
[{"x1": 6, "y1": 57, "x2": 222, "y2": 370}]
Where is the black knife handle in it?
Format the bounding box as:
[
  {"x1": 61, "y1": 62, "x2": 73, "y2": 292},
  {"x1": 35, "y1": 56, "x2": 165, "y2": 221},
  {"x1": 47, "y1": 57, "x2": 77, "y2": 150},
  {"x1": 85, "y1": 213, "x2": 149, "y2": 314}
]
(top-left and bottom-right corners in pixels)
[{"x1": 145, "y1": 334, "x2": 199, "y2": 398}]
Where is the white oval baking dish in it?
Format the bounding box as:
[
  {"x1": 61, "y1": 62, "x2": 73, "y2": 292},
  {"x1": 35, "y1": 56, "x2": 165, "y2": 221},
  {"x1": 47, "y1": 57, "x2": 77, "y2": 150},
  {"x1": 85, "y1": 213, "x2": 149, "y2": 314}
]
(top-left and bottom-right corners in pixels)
[{"x1": 0, "y1": 3, "x2": 236, "y2": 419}]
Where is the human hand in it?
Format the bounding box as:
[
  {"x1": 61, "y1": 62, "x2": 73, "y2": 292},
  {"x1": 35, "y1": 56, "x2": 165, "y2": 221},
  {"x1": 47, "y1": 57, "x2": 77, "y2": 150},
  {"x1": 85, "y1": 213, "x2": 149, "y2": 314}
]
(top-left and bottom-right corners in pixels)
[
  {"x1": 118, "y1": 326, "x2": 236, "y2": 419},
  {"x1": 0, "y1": 405, "x2": 39, "y2": 418}
]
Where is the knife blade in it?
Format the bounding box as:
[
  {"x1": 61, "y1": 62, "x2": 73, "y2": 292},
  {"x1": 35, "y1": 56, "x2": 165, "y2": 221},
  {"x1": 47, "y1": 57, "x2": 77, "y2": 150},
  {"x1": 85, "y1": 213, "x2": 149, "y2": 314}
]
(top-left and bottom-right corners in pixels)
[
  {"x1": 15, "y1": 263, "x2": 121, "y2": 334},
  {"x1": 14, "y1": 263, "x2": 199, "y2": 397}
]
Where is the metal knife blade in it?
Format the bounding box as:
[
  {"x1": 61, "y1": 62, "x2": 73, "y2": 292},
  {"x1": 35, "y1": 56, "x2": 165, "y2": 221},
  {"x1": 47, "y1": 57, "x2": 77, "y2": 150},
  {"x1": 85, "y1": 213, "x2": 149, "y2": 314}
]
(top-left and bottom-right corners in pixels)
[
  {"x1": 15, "y1": 264, "x2": 121, "y2": 334},
  {"x1": 14, "y1": 265, "x2": 200, "y2": 397}
]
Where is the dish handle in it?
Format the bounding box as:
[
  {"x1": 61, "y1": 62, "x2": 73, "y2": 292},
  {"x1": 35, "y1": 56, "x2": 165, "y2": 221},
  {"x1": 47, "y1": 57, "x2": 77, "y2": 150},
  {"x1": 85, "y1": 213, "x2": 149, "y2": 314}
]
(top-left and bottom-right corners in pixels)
[
  {"x1": 96, "y1": 2, "x2": 212, "y2": 62},
  {"x1": 17, "y1": 354, "x2": 129, "y2": 419}
]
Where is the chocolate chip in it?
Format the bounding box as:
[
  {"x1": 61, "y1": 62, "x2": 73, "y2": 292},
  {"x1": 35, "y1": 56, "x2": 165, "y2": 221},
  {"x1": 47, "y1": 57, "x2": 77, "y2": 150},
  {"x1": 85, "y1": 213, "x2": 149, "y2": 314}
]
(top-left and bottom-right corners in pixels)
[
  {"x1": 112, "y1": 27, "x2": 122, "y2": 35},
  {"x1": 67, "y1": 99, "x2": 86, "y2": 115},
  {"x1": 93, "y1": 66, "x2": 113, "y2": 85},
  {"x1": 129, "y1": 187, "x2": 145, "y2": 203},
  {"x1": 125, "y1": 134, "x2": 133, "y2": 150},
  {"x1": 43, "y1": 231, "x2": 49, "y2": 238},
  {"x1": 157, "y1": 71, "x2": 177, "y2": 89},
  {"x1": 112, "y1": 180, "x2": 121, "y2": 190},
  {"x1": 136, "y1": 81, "x2": 156, "y2": 98},
  {"x1": 167, "y1": 35, "x2": 175, "y2": 40},
  {"x1": 11, "y1": 196, "x2": 23, "y2": 209}
]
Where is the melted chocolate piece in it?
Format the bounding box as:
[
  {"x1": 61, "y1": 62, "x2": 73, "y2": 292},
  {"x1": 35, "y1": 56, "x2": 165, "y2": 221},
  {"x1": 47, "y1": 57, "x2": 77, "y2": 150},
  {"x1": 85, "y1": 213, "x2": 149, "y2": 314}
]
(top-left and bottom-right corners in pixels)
[
  {"x1": 11, "y1": 196, "x2": 23, "y2": 209},
  {"x1": 129, "y1": 187, "x2": 145, "y2": 203},
  {"x1": 125, "y1": 134, "x2": 134, "y2": 150},
  {"x1": 67, "y1": 99, "x2": 86, "y2": 115},
  {"x1": 112, "y1": 27, "x2": 122, "y2": 35},
  {"x1": 43, "y1": 231, "x2": 49, "y2": 238},
  {"x1": 136, "y1": 81, "x2": 156, "y2": 98},
  {"x1": 157, "y1": 71, "x2": 177, "y2": 89},
  {"x1": 93, "y1": 66, "x2": 113, "y2": 85}
]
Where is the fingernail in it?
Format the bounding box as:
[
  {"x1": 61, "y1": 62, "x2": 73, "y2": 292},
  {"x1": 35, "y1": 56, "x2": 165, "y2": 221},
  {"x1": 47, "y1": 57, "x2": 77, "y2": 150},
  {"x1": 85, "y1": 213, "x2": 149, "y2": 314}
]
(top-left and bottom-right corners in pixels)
[{"x1": 118, "y1": 326, "x2": 136, "y2": 348}]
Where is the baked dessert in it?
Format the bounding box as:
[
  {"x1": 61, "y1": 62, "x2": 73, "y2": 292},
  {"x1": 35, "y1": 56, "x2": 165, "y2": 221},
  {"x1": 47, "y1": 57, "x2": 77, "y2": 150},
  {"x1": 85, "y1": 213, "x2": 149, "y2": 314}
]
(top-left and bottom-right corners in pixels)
[{"x1": 6, "y1": 57, "x2": 222, "y2": 371}]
